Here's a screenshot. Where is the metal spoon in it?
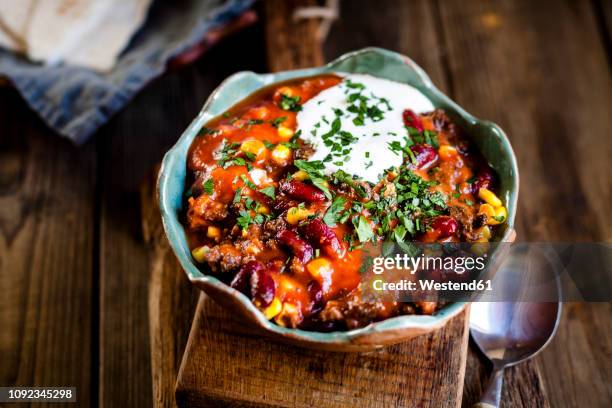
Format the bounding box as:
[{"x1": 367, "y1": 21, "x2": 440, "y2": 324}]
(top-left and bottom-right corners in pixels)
[{"x1": 470, "y1": 246, "x2": 562, "y2": 407}]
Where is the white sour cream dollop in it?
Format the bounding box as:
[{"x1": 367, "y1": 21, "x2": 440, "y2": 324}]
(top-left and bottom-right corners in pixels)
[{"x1": 297, "y1": 74, "x2": 434, "y2": 183}]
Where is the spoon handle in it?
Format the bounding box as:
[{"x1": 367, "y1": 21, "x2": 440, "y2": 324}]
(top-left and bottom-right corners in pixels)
[{"x1": 474, "y1": 367, "x2": 504, "y2": 408}]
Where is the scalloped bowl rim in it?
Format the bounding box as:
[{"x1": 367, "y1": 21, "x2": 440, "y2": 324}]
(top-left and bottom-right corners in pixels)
[{"x1": 158, "y1": 47, "x2": 519, "y2": 344}]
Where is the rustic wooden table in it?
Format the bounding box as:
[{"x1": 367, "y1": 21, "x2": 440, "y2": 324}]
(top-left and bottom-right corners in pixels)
[{"x1": 1, "y1": 0, "x2": 610, "y2": 407}]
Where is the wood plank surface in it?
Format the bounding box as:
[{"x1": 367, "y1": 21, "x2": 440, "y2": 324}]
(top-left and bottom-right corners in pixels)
[
  {"x1": 434, "y1": 0, "x2": 612, "y2": 406},
  {"x1": 0, "y1": 0, "x2": 609, "y2": 407},
  {"x1": 141, "y1": 169, "x2": 199, "y2": 408},
  {"x1": 176, "y1": 295, "x2": 469, "y2": 408},
  {"x1": 0, "y1": 87, "x2": 94, "y2": 406},
  {"x1": 96, "y1": 63, "x2": 222, "y2": 407},
  {"x1": 264, "y1": 0, "x2": 324, "y2": 71},
  {"x1": 133, "y1": 22, "x2": 268, "y2": 408}
]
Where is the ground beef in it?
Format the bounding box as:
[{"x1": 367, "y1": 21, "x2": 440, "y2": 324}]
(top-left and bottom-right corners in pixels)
[
  {"x1": 320, "y1": 292, "x2": 400, "y2": 329},
  {"x1": 187, "y1": 195, "x2": 228, "y2": 230},
  {"x1": 200, "y1": 243, "x2": 244, "y2": 273}
]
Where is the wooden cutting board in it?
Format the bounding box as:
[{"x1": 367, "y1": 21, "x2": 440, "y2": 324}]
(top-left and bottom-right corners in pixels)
[
  {"x1": 140, "y1": 1, "x2": 549, "y2": 407},
  {"x1": 175, "y1": 294, "x2": 469, "y2": 408}
]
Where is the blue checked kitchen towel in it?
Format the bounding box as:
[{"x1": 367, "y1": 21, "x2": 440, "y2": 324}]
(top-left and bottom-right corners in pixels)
[{"x1": 0, "y1": 0, "x2": 254, "y2": 144}]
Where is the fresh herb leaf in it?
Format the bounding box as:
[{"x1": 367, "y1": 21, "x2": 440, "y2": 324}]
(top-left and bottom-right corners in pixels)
[
  {"x1": 333, "y1": 170, "x2": 367, "y2": 198},
  {"x1": 259, "y1": 186, "x2": 276, "y2": 199},
  {"x1": 201, "y1": 127, "x2": 220, "y2": 136},
  {"x1": 270, "y1": 116, "x2": 287, "y2": 128},
  {"x1": 279, "y1": 94, "x2": 302, "y2": 112},
  {"x1": 323, "y1": 196, "x2": 347, "y2": 226},
  {"x1": 353, "y1": 216, "x2": 375, "y2": 243},
  {"x1": 240, "y1": 175, "x2": 258, "y2": 190},
  {"x1": 203, "y1": 179, "x2": 214, "y2": 195},
  {"x1": 294, "y1": 160, "x2": 332, "y2": 199},
  {"x1": 233, "y1": 188, "x2": 242, "y2": 204}
]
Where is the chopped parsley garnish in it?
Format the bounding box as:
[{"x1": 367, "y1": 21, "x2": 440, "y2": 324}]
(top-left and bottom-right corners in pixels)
[
  {"x1": 362, "y1": 167, "x2": 448, "y2": 242},
  {"x1": 279, "y1": 94, "x2": 302, "y2": 112},
  {"x1": 233, "y1": 188, "x2": 242, "y2": 204},
  {"x1": 294, "y1": 160, "x2": 332, "y2": 199},
  {"x1": 217, "y1": 141, "x2": 252, "y2": 170},
  {"x1": 202, "y1": 179, "x2": 214, "y2": 195},
  {"x1": 236, "y1": 210, "x2": 265, "y2": 231},
  {"x1": 245, "y1": 119, "x2": 264, "y2": 130},
  {"x1": 243, "y1": 151, "x2": 257, "y2": 161},
  {"x1": 353, "y1": 215, "x2": 375, "y2": 243},
  {"x1": 200, "y1": 127, "x2": 220, "y2": 136},
  {"x1": 387, "y1": 137, "x2": 418, "y2": 164},
  {"x1": 323, "y1": 196, "x2": 347, "y2": 226},
  {"x1": 270, "y1": 116, "x2": 287, "y2": 128},
  {"x1": 332, "y1": 170, "x2": 367, "y2": 198},
  {"x1": 240, "y1": 175, "x2": 258, "y2": 190},
  {"x1": 259, "y1": 186, "x2": 276, "y2": 199},
  {"x1": 406, "y1": 126, "x2": 439, "y2": 148}
]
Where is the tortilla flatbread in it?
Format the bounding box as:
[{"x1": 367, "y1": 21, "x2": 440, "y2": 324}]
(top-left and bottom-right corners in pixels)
[{"x1": 25, "y1": 0, "x2": 152, "y2": 71}]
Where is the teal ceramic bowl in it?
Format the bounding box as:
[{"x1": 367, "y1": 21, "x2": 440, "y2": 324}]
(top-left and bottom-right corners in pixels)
[{"x1": 158, "y1": 48, "x2": 519, "y2": 351}]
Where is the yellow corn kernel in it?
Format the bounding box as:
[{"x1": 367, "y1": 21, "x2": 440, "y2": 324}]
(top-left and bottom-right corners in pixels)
[
  {"x1": 480, "y1": 203, "x2": 506, "y2": 225},
  {"x1": 191, "y1": 246, "x2": 208, "y2": 263},
  {"x1": 240, "y1": 139, "x2": 266, "y2": 160},
  {"x1": 292, "y1": 170, "x2": 309, "y2": 181},
  {"x1": 286, "y1": 206, "x2": 312, "y2": 225},
  {"x1": 306, "y1": 257, "x2": 333, "y2": 279},
  {"x1": 439, "y1": 145, "x2": 458, "y2": 161},
  {"x1": 279, "y1": 277, "x2": 297, "y2": 292},
  {"x1": 493, "y1": 206, "x2": 507, "y2": 223},
  {"x1": 262, "y1": 298, "x2": 282, "y2": 320},
  {"x1": 256, "y1": 204, "x2": 270, "y2": 215},
  {"x1": 274, "y1": 302, "x2": 299, "y2": 327},
  {"x1": 478, "y1": 203, "x2": 496, "y2": 220},
  {"x1": 206, "y1": 226, "x2": 221, "y2": 239},
  {"x1": 474, "y1": 225, "x2": 492, "y2": 243},
  {"x1": 271, "y1": 144, "x2": 292, "y2": 165},
  {"x1": 478, "y1": 187, "x2": 502, "y2": 207},
  {"x1": 277, "y1": 86, "x2": 294, "y2": 97},
  {"x1": 277, "y1": 126, "x2": 294, "y2": 141}
]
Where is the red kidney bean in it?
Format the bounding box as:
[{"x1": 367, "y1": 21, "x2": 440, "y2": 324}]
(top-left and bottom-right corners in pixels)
[
  {"x1": 409, "y1": 144, "x2": 438, "y2": 170},
  {"x1": 300, "y1": 219, "x2": 344, "y2": 258},
  {"x1": 230, "y1": 261, "x2": 276, "y2": 306},
  {"x1": 277, "y1": 229, "x2": 313, "y2": 263},
  {"x1": 272, "y1": 195, "x2": 297, "y2": 213},
  {"x1": 402, "y1": 109, "x2": 424, "y2": 132},
  {"x1": 307, "y1": 280, "x2": 324, "y2": 313},
  {"x1": 230, "y1": 260, "x2": 263, "y2": 293},
  {"x1": 430, "y1": 216, "x2": 458, "y2": 239},
  {"x1": 279, "y1": 180, "x2": 326, "y2": 202},
  {"x1": 471, "y1": 168, "x2": 494, "y2": 194},
  {"x1": 250, "y1": 266, "x2": 276, "y2": 306}
]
